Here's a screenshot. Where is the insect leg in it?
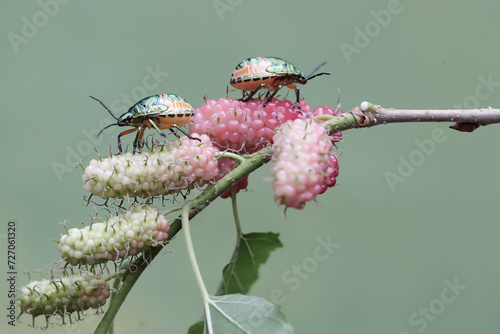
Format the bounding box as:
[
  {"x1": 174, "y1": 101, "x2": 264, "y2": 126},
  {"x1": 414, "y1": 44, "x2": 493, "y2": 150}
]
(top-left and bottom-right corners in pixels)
[
  {"x1": 148, "y1": 119, "x2": 200, "y2": 142},
  {"x1": 295, "y1": 87, "x2": 301, "y2": 104},
  {"x1": 293, "y1": 87, "x2": 303, "y2": 112},
  {"x1": 263, "y1": 85, "x2": 283, "y2": 106},
  {"x1": 132, "y1": 127, "x2": 146, "y2": 153},
  {"x1": 117, "y1": 128, "x2": 138, "y2": 153},
  {"x1": 148, "y1": 119, "x2": 167, "y2": 138},
  {"x1": 168, "y1": 128, "x2": 180, "y2": 138},
  {"x1": 172, "y1": 124, "x2": 202, "y2": 142},
  {"x1": 241, "y1": 83, "x2": 266, "y2": 102}
]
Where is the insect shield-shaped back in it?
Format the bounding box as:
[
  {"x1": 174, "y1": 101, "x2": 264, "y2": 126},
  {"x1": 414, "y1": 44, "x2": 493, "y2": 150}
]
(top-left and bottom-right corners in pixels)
[
  {"x1": 263, "y1": 57, "x2": 306, "y2": 89},
  {"x1": 90, "y1": 94, "x2": 198, "y2": 153},
  {"x1": 229, "y1": 56, "x2": 330, "y2": 106}
]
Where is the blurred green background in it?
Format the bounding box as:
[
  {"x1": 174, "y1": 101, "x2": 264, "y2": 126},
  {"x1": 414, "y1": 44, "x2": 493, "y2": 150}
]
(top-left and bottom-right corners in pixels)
[{"x1": 1, "y1": 0, "x2": 499, "y2": 333}]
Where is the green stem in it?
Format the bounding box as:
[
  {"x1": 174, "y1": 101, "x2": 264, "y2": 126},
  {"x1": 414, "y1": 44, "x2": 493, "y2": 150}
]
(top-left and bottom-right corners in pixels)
[
  {"x1": 320, "y1": 112, "x2": 361, "y2": 133},
  {"x1": 94, "y1": 148, "x2": 271, "y2": 334},
  {"x1": 161, "y1": 204, "x2": 184, "y2": 216},
  {"x1": 214, "y1": 186, "x2": 243, "y2": 296},
  {"x1": 230, "y1": 186, "x2": 243, "y2": 239},
  {"x1": 108, "y1": 278, "x2": 121, "y2": 334},
  {"x1": 94, "y1": 219, "x2": 181, "y2": 334},
  {"x1": 181, "y1": 201, "x2": 213, "y2": 331},
  {"x1": 215, "y1": 151, "x2": 246, "y2": 163}
]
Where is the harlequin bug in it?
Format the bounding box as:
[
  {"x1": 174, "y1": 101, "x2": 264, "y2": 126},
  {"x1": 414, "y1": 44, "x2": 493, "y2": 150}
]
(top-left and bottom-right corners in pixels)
[
  {"x1": 90, "y1": 94, "x2": 200, "y2": 153},
  {"x1": 230, "y1": 56, "x2": 329, "y2": 106}
]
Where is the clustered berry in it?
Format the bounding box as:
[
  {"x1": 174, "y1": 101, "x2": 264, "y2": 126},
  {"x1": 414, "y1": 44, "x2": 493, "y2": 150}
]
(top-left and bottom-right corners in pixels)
[
  {"x1": 18, "y1": 273, "x2": 110, "y2": 317},
  {"x1": 190, "y1": 97, "x2": 311, "y2": 154},
  {"x1": 191, "y1": 98, "x2": 342, "y2": 152},
  {"x1": 271, "y1": 118, "x2": 338, "y2": 209},
  {"x1": 82, "y1": 135, "x2": 219, "y2": 199},
  {"x1": 318, "y1": 155, "x2": 340, "y2": 195},
  {"x1": 192, "y1": 97, "x2": 307, "y2": 195},
  {"x1": 58, "y1": 204, "x2": 170, "y2": 266},
  {"x1": 190, "y1": 98, "x2": 342, "y2": 199},
  {"x1": 20, "y1": 73, "x2": 346, "y2": 327}
]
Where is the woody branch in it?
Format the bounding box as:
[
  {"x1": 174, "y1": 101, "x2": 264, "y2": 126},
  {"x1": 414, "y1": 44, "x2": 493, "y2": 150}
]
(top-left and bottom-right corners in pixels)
[{"x1": 320, "y1": 101, "x2": 500, "y2": 133}]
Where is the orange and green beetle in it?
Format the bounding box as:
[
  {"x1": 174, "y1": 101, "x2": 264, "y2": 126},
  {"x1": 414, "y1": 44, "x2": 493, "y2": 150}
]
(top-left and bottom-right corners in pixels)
[
  {"x1": 90, "y1": 94, "x2": 199, "y2": 153},
  {"x1": 230, "y1": 56, "x2": 330, "y2": 106}
]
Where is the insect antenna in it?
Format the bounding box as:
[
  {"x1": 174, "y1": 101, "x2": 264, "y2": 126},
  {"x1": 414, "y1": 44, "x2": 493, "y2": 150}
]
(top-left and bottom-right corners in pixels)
[
  {"x1": 97, "y1": 123, "x2": 119, "y2": 137},
  {"x1": 90, "y1": 95, "x2": 119, "y2": 120},
  {"x1": 305, "y1": 62, "x2": 330, "y2": 80}
]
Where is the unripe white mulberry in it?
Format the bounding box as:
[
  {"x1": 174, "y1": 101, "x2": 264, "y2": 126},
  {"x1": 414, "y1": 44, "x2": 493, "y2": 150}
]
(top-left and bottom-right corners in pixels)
[
  {"x1": 18, "y1": 273, "x2": 110, "y2": 317},
  {"x1": 58, "y1": 204, "x2": 169, "y2": 266},
  {"x1": 82, "y1": 135, "x2": 219, "y2": 199}
]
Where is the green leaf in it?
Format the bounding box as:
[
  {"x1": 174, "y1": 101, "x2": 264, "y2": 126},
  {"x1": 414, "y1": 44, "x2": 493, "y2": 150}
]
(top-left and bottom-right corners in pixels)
[
  {"x1": 188, "y1": 233, "x2": 284, "y2": 332},
  {"x1": 207, "y1": 294, "x2": 293, "y2": 334},
  {"x1": 218, "y1": 232, "x2": 283, "y2": 295},
  {"x1": 187, "y1": 320, "x2": 204, "y2": 334}
]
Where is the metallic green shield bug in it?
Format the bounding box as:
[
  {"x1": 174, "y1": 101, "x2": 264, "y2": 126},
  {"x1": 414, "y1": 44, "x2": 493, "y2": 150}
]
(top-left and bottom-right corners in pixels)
[
  {"x1": 90, "y1": 94, "x2": 200, "y2": 153},
  {"x1": 230, "y1": 56, "x2": 330, "y2": 105}
]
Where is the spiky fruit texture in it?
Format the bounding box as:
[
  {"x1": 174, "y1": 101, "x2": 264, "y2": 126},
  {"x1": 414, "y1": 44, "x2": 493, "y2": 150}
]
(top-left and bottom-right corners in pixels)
[
  {"x1": 18, "y1": 273, "x2": 110, "y2": 317},
  {"x1": 190, "y1": 98, "x2": 342, "y2": 197},
  {"x1": 190, "y1": 97, "x2": 311, "y2": 154},
  {"x1": 272, "y1": 119, "x2": 337, "y2": 209},
  {"x1": 190, "y1": 97, "x2": 304, "y2": 196},
  {"x1": 318, "y1": 155, "x2": 340, "y2": 195},
  {"x1": 58, "y1": 204, "x2": 169, "y2": 266},
  {"x1": 82, "y1": 135, "x2": 219, "y2": 199}
]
